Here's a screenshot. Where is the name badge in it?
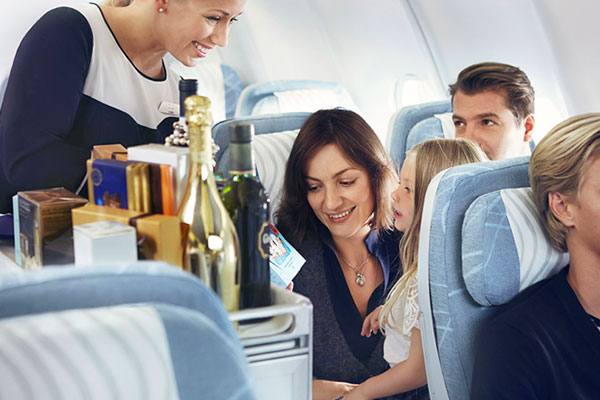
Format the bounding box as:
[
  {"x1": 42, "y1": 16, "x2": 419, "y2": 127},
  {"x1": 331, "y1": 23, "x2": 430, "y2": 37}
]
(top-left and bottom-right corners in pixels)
[{"x1": 158, "y1": 101, "x2": 179, "y2": 117}]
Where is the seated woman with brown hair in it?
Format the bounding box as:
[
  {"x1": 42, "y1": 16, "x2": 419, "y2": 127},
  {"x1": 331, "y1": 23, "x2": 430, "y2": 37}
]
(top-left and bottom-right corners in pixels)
[{"x1": 276, "y1": 108, "x2": 403, "y2": 400}]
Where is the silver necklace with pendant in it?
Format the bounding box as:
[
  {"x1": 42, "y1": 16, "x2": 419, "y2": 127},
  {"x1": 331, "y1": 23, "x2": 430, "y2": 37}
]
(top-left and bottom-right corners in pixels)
[{"x1": 336, "y1": 251, "x2": 370, "y2": 287}]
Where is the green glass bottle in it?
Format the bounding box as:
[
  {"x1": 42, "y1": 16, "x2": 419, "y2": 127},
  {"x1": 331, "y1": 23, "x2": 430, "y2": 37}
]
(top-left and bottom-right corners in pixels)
[
  {"x1": 222, "y1": 123, "x2": 271, "y2": 309},
  {"x1": 176, "y1": 95, "x2": 241, "y2": 312}
]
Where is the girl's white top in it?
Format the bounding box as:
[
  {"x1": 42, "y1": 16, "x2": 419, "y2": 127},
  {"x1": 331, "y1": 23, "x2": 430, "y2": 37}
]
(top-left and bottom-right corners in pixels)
[{"x1": 383, "y1": 275, "x2": 422, "y2": 367}]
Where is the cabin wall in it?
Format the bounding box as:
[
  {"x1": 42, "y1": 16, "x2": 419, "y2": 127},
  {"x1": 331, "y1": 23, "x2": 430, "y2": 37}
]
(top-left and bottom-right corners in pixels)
[
  {"x1": 2, "y1": 0, "x2": 599, "y2": 143},
  {"x1": 218, "y1": 0, "x2": 445, "y2": 139},
  {"x1": 533, "y1": 0, "x2": 600, "y2": 116}
]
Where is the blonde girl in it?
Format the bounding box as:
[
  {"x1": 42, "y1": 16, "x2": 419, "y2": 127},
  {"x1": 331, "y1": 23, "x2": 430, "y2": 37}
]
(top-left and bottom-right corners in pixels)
[{"x1": 343, "y1": 138, "x2": 487, "y2": 400}]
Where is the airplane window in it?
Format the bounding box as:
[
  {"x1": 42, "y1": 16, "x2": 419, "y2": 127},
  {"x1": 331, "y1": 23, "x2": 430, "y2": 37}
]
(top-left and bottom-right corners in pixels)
[{"x1": 395, "y1": 74, "x2": 441, "y2": 109}]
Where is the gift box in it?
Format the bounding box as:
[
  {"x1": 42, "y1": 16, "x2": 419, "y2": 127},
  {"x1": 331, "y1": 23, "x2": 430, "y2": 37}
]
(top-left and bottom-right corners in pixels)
[
  {"x1": 133, "y1": 214, "x2": 183, "y2": 268},
  {"x1": 91, "y1": 144, "x2": 128, "y2": 161},
  {"x1": 127, "y1": 143, "x2": 189, "y2": 212},
  {"x1": 86, "y1": 159, "x2": 151, "y2": 213},
  {"x1": 72, "y1": 204, "x2": 183, "y2": 267},
  {"x1": 73, "y1": 220, "x2": 137, "y2": 266},
  {"x1": 18, "y1": 187, "x2": 87, "y2": 269},
  {"x1": 71, "y1": 203, "x2": 147, "y2": 226}
]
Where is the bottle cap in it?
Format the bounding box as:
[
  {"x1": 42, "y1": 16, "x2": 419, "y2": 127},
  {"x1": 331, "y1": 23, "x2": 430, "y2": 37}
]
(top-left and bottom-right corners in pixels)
[
  {"x1": 179, "y1": 79, "x2": 198, "y2": 114},
  {"x1": 230, "y1": 123, "x2": 255, "y2": 144},
  {"x1": 179, "y1": 79, "x2": 198, "y2": 93}
]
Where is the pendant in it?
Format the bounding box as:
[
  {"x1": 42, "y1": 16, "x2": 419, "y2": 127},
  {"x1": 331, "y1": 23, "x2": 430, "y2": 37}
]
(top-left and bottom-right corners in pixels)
[{"x1": 355, "y1": 273, "x2": 365, "y2": 286}]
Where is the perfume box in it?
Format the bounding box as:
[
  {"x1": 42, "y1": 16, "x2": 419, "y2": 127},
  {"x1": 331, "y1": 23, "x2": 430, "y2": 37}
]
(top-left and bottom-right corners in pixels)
[
  {"x1": 18, "y1": 187, "x2": 87, "y2": 269},
  {"x1": 92, "y1": 144, "x2": 128, "y2": 161},
  {"x1": 86, "y1": 159, "x2": 151, "y2": 213},
  {"x1": 73, "y1": 220, "x2": 137, "y2": 266},
  {"x1": 127, "y1": 143, "x2": 189, "y2": 211}
]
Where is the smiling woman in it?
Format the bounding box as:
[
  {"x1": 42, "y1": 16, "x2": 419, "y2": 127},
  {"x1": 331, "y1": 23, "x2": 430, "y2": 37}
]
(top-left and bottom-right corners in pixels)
[
  {"x1": 275, "y1": 109, "x2": 401, "y2": 400},
  {"x1": 0, "y1": 0, "x2": 245, "y2": 212}
]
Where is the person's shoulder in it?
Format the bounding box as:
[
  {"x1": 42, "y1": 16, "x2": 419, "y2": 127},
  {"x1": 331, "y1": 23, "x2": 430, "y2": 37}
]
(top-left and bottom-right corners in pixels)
[
  {"x1": 24, "y1": 6, "x2": 92, "y2": 48},
  {"x1": 487, "y1": 269, "x2": 566, "y2": 331},
  {"x1": 35, "y1": 6, "x2": 91, "y2": 30}
]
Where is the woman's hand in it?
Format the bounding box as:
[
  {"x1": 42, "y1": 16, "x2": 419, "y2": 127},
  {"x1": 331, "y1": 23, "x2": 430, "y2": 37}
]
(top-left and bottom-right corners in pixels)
[
  {"x1": 286, "y1": 281, "x2": 294, "y2": 291},
  {"x1": 312, "y1": 379, "x2": 357, "y2": 400},
  {"x1": 361, "y1": 305, "x2": 383, "y2": 337},
  {"x1": 339, "y1": 386, "x2": 371, "y2": 400}
]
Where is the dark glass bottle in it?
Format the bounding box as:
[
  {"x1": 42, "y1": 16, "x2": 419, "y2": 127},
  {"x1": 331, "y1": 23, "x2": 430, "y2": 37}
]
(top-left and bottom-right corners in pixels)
[
  {"x1": 165, "y1": 78, "x2": 198, "y2": 146},
  {"x1": 222, "y1": 123, "x2": 271, "y2": 309},
  {"x1": 176, "y1": 95, "x2": 241, "y2": 312}
]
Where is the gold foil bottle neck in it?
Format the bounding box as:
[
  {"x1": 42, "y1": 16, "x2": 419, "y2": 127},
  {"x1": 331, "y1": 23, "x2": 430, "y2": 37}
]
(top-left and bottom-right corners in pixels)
[
  {"x1": 185, "y1": 95, "x2": 213, "y2": 161},
  {"x1": 185, "y1": 95, "x2": 212, "y2": 127}
]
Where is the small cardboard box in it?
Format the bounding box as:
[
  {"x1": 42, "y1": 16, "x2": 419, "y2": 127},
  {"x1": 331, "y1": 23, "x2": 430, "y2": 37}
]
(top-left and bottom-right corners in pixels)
[
  {"x1": 73, "y1": 220, "x2": 137, "y2": 266},
  {"x1": 134, "y1": 214, "x2": 183, "y2": 268},
  {"x1": 18, "y1": 187, "x2": 87, "y2": 269},
  {"x1": 92, "y1": 144, "x2": 128, "y2": 161},
  {"x1": 71, "y1": 203, "x2": 146, "y2": 227}
]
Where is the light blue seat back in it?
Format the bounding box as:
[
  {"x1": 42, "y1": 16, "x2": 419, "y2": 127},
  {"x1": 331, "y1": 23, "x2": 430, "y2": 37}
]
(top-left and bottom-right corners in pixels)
[
  {"x1": 212, "y1": 112, "x2": 310, "y2": 221},
  {"x1": 386, "y1": 100, "x2": 451, "y2": 168},
  {"x1": 220, "y1": 64, "x2": 244, "y2": 119},
  {"x1": 0, "y1": 303, "x2": 257, "y2": 400},
  {"x1": 234, "y1": 79, "x2": 358, "y2": 117},
  {"x1": 417, "y1": 157, "x2": 531, "y2": 400},
  {"x1": 0, "y1": 261, "x2": 238, "y2": 343}
]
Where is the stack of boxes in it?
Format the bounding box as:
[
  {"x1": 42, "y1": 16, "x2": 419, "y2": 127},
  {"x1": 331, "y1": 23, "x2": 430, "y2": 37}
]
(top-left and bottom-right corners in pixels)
[{"x1": 15, "y1": 143, "x2": 189, "y2": 269}]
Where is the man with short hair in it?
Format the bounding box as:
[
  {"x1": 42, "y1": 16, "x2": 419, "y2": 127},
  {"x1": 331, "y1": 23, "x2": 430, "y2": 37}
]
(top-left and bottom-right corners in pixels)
[
  {"x1": 450, "y1": 62, "x2": 535, "y2": 160},
  {"x1": 471, "y1": 113, "x2": 600, "y2": 399}
]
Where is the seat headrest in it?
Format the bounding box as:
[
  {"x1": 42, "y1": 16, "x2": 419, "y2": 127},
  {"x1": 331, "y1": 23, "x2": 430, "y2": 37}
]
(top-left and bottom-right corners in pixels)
[
  {"x1": 251, "y1": 88, "x2": 358, "y2": 115},
  {"x1": 0, "y1": 305, "x2": 180, "y2": 399},
  {"x1": 253, "y1": 129, "x2": 299, "y2": 220},
  {"x1": 462, "y1": 187, "x2": 569, "y2": 306},
  {"x1": 235, "y1": 80, "x2": 358, "y2": 117}
]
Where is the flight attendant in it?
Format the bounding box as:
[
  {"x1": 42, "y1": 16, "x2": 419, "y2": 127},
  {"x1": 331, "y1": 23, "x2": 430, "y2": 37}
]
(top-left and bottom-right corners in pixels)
[{"x1": 0, "y1": 0, "x2": 246, "y2": 212}]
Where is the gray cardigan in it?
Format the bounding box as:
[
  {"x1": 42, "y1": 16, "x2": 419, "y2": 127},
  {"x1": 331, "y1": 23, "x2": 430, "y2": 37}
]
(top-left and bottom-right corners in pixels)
[{"x1": 292, "y1": 231, "x2": 399, "y2": 384}]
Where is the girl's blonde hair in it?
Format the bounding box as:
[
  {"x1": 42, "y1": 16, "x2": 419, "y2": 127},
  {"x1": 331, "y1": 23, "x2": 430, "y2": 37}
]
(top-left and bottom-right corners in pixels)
[{"x1": 380, "y1": 138, "x2": 487, "y2": 331}]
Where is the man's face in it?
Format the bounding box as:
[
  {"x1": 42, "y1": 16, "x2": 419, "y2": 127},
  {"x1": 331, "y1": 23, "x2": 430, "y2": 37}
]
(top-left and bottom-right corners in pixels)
[
  {"x1": 563, "y1": 156, "x2": 600, "y2": 260},
  {"x1": 452, "y1": 89, "x2": 533, "y2": 160}
]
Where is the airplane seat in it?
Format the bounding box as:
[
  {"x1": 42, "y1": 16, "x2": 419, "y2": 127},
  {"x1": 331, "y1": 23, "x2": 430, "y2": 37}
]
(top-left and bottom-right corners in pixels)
[
  {"x1": 234, "y1": 79, "x2": 359, "y2": 117},
  {"x1": 417, "y1": 156, "x2": 569, "y2": 399},
  {"x1": 212, "y1": 112, "x2": 311, "y2": 221},
  {"x1": 0, "y1": 74, "x2": 8, "y2": 110},
  {"x1": 166, "y1": 58, "x2": 244, "y2": 122},
  {"x1": 0, "y1": 261, "x2": 239, "y2": 343},
  {"x1": 386, "y1": 100, "x2": 452, "y2": 168},
  {"x1": 0, "y1": 303, "x2": 257, "y2": 400}
]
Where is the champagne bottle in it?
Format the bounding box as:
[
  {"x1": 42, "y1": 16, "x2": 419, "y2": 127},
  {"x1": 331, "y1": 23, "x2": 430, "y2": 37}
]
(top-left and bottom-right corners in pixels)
[
  {"x1": 177, "y1": 95, "x2": 241, "y2": 312},
  {"x1": 165, "y1": 78, "x2": 197, "y2": 146},
  {"x1": 222, "y1": 123, "x2": 271, "y2": 309}
]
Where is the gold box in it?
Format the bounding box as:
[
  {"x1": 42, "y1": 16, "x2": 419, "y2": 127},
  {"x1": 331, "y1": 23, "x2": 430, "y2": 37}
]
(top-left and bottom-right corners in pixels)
[
  {"x1": 92, "y1": 144, "x2": 128, "y2": 161},
  {"x1": 72, "y1": 203, "x2": 146, "y2": 226},
  {"x1": 134, "y1": 214, "x2": 183, "y2": 268}
]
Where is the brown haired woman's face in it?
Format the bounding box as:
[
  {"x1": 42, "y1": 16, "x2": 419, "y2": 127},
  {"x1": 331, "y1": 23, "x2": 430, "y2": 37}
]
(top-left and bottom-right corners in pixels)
[{"x1": 304, "y1": 144, "x2": 374, "y2": 241}]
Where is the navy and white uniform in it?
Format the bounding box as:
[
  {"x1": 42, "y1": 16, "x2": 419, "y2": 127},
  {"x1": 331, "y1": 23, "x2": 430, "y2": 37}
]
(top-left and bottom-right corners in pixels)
[{"x1": 0, "y1": 3, "x2": 180, "y2": 212}]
